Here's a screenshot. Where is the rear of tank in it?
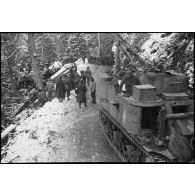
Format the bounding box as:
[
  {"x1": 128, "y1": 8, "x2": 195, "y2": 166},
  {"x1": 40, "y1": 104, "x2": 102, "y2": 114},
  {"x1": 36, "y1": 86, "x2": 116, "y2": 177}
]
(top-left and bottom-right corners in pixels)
[{"x1": 99, "y1": 78, "x2": 141, "y2": 135}]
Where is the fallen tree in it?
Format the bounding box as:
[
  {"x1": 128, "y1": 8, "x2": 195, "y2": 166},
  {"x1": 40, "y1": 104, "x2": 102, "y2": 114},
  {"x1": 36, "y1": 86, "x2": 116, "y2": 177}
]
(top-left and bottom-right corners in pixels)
[
  {"x1": 12, "y1": 90, "x2": 38, "y2": 117},
  {"x1": 1, "y1": 124, "x2": 17, "y2": 143}
]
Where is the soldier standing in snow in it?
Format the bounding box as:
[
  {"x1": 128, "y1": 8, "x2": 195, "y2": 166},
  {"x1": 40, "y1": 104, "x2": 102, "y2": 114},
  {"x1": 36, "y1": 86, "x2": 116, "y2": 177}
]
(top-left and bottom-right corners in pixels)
[
  {"x1": 80, "y1": 70, "x2": 86, "y2": 85},
  {"x1": 38, "y1": 89, "x2": 46, "y2": 106},
  {"x1": 64, "y1": 75, "x2": 71, "y2": 101},
  {"x1": 69, "y1": 68, "x2": 75, "y2": 90},
  {"x1": 46, "y1": 79, "x2": 54, "y2": 101},
  {"x1": 90, "y1": 77, "x2": 96, "y2": 104},
  {"x1": 56, "y1": 76, "x2": 65, "y2": 102},
  {"x1": 77, "y1": 79, "x2": 87, "y2": 108},
  {"x1": 84, "y1": 67, "x2": 92, "y2": 85}
]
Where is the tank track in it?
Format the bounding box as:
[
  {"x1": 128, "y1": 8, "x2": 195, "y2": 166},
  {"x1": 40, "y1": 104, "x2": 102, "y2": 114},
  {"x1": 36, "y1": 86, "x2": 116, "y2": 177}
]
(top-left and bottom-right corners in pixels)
[{"x1": 99, "y1": 109, "x2": 171, "y2": 163}]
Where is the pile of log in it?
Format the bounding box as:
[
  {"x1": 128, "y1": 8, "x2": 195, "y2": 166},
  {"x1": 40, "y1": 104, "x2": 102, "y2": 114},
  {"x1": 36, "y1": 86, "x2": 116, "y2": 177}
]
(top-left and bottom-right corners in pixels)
[{"x1": 1, "y1": 90, "x2": 38, "y2": 145}]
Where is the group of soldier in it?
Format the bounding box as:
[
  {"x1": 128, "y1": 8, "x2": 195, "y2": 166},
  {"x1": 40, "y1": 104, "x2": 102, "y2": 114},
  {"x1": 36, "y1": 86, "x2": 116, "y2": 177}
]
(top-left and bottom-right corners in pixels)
[
  {"x1": 38, "y1": 66, "x2": 96, "y2": 108},
  {"x1": 75, "y1": 67, "x2": 97, "y2": 108}
]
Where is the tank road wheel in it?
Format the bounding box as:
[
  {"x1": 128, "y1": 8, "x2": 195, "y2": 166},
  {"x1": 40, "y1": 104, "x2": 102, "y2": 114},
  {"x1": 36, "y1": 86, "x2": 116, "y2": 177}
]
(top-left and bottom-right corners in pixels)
[
  {"x1": 112, "y1": 130, "x2": 122, "y2": 150},
  {"x1": 125, "y1": 144, "x2": 144, "y2": 162},
  {"x1": 107, "y1": 124, "x2": 115, "y2": 140},
  {"x1": 99, "y1": 111, "x2": 103, "y2": 120},
  {"x1": 105, "y1": 120, "x2": 110, "y2": 132},
  {"x1": 117, "y1": 132, "x2": 126, "y2": 154},
  {"x1": 113, "y1": 131, "x2": 119, "y2": 147},
  {"x1": 145, "y1": 155, "x2": 155, "y2": 162},
  {"x1": 121, "y1": 140, "x2": 128, "y2": 157},
  {"x1": 101, "y1": 112, "x2": 109, "y2": 126},
  {"x1": 129, "y1": 148, "x2": 143, "y2": 162},
  {"x1": 121, "y1": 138, "x2": 131, "y2": 159},
  {"x1": 125, "y1": 145, "x2": 135, "y2": 162},
  {"x1": 104, "y1": 119, "x2": 111, "y2": 136},
  {"x1": 100, "y1": 112, "x2": 106, "y2": 125},
  {"x1": 115, "y1": 131, "x2": 122, "y2": 152}
]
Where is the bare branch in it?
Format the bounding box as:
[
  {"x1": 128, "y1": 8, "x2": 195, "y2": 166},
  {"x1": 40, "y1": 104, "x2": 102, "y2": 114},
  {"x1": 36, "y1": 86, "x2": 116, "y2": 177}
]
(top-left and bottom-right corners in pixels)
[
  {"x1": 1, "y1": 34, "x2": 20, "y2": 49},
  {"x1": 21, "y1": 37, "x2": 28, "y2": 43},
  {"x1": 5, "y1": 48, "x2": 20, "y2": 60}
]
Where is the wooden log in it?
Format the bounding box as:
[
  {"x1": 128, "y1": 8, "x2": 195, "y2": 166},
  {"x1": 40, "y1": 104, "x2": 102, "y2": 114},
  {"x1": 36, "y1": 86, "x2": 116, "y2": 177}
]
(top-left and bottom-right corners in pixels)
[
  {"x1": 13, "y1": 102, "x2": 27, "y2": 117},
  {"x1": 111, "y1": 33, "x2": 154, "y2": 67},
  {"x1": 166, "y1": 112, "x2": 194, "y2": 119},
  {"x1": 12, "y1": 93, "x2": 37, "y2": 117},
  {"x1": 114, "y1": 39, "x2": 120, "y2": 74},
  {"x1": 1, "y1": 124, "x2": 17, "y2": 142}
]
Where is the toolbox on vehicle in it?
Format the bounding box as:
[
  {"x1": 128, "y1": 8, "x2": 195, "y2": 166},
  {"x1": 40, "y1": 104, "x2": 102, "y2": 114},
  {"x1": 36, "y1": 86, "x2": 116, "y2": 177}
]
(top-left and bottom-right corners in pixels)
[{"x1": 133, "y1": 84, "x2": 157, "y2": 101}]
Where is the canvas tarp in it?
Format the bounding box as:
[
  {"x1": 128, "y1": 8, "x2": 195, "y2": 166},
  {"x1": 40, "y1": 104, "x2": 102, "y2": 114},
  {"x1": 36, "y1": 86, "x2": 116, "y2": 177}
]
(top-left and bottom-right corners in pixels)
[
  {"x1": 49, "y1": 61, "x2": 62, "y2": 70},
  {"x1": 50, "y1": 63, "x2": 73, "y2": 80}
]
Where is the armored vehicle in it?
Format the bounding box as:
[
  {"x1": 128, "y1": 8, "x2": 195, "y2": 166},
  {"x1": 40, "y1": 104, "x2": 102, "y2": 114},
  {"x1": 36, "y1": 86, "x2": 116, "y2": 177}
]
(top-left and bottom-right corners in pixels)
[{"x1": 99, "y1": 34, "x2": 194, "y2": 162}]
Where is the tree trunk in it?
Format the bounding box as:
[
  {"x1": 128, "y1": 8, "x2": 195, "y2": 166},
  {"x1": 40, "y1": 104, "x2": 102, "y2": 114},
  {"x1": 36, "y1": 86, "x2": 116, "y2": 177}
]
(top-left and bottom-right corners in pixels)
[
  {"x1": 55, "y1": 34, "x2": 61, "y2": 61},
  {"x1": 41, "y1": 34, "x2": 47, "y2": 63},
  {"x1": 1, "y1": 124, "x2": 17, "y2": 143},
  {"x1": 28, "y1": 33, "x2": 43, "y2": 89},
  {"x1": 111, "y1": 33, "x2": 153, "y2": 67},
  {"x1": 56, "y1": 44, "x2": 61, "y2": 61},
  {"x1": 114, "y1": 40, "x2": 120, "y2": 74},
  {"x1": 98, "y1": 33, "x2": 101, "y2": 49},
  {"x1": 7, "y1": 60, "x2": 17, "y2": 93},
  {"x1": 5, "y1": 34, "x2": 19, "y2": 93}
]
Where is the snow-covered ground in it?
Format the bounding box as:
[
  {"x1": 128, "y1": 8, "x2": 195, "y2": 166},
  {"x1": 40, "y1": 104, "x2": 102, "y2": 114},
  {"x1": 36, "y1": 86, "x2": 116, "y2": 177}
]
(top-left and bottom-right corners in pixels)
[{"x1": 1, "y1": 61, "x2": 120, "y2": 163}]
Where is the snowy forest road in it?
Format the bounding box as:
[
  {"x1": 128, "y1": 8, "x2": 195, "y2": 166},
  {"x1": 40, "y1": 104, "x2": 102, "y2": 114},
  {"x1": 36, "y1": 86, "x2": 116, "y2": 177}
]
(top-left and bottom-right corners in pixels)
[{"x1": 1, "y1": 61, "x2": 121, "y2": 163}]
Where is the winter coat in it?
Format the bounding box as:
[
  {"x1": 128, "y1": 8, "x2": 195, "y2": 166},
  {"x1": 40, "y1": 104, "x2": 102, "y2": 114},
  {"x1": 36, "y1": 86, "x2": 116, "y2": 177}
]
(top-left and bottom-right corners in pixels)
[
  {"x1": 119, "y1": 74, "x2": 140, "y2": 95},
  {"x1": 56, "y1": 80, "x2": 65, "y2": 99},
  {"x1": 80, "y1": 74, "x2": 86, "y2": 85},
  {"x1": 90, "y1": 81, "x2": 96, "y2": 93},
  {"x1": 64, "y1": 77, "x2": 71, "y2": 91},
  {"x1": 38, "y1": 91, "x2": 46, "y2": 103},
  {"x1": 73, "y1": 73, "x2": 80, "y2": 88},
  {"x1": 84, "y1": 69, "x2": 92, "y2": 78},
  {"x1": 46, "y1": 81, "x2": 54, "y2": 92},
  {"x1": 78, "y1": 85, "x2": 87, "y2": 103},
  {"x1": 68, "y1": 72, "x2": 75, "y2": 90},
  {"x1": 69, "y1": 72, "x2": 75, "y2": 82}
]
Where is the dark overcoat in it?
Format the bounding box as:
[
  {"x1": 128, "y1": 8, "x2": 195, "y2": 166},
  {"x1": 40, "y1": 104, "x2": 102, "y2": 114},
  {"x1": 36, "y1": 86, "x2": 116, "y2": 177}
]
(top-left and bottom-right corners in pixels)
[
  {"x1": 78, "y1": 86, "x2": 87, "y2": 103},
  {"x1": 56, "y1": 80, "x2": 65, "y2": 99}
]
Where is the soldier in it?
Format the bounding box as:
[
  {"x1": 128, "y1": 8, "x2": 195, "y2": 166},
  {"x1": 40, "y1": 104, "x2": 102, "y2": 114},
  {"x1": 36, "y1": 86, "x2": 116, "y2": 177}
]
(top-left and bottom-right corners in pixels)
[
  {"x1": 64, "y1": 75, "x2": 71, "y2": 101},
  {"x1": 56, "y1": 76, "x2": 65, "y2": 102},
  {"x1": 38, "y1": 89, "x2": 46, "y2": 106},
  {"x1": 80, "y1": 70, "x2": 86, "y2": 85},
  {"x1": 111, "y1": 77, "x2": 120, "y2": 92},
  {"x1": 90, "y1": 77, "x2": 96, "y2": 104},
  {"x1": 46, "y1": 79, "x2": 54, "y2": 101},
  {"x1": 84, "y1": 67, "x2": 92, "y2": 85},
  {"x1": 69, "y1": 68, "x2": 75, "y2": 90},
  {"x1": 77, "y1": 79, "x2": 87, "y2": 108},
  {"x1": 116, "y1": 70, "x2": 140, "y2": 97}
]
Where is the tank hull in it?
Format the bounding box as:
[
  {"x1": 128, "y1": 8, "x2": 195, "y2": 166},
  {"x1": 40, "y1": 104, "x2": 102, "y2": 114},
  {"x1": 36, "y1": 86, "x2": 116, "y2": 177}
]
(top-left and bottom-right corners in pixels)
[
  {"x1": 99, "y1": 77, "x2": 194, "y2": 163},
  {"x1": 99, "y1": 108, "x2": 173, "y2": 162}
]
